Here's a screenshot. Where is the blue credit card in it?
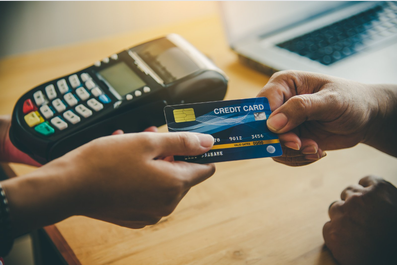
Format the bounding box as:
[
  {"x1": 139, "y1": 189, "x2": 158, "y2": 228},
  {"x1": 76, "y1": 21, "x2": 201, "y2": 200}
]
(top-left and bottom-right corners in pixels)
[{"x1": 164, "y1": 97, "x2": 283, "y2": 163}]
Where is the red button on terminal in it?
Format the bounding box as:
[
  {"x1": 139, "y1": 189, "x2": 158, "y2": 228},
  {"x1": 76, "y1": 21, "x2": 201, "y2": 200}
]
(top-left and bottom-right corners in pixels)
[{"x1": 23, "y1": 99, "x2": 38, "y2": 114}]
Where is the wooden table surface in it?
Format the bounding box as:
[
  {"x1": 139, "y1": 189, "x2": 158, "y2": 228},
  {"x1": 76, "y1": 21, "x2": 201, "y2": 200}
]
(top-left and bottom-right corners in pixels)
[{"x1": 1, "y1": 14, "x2": 397, "y2": 265}]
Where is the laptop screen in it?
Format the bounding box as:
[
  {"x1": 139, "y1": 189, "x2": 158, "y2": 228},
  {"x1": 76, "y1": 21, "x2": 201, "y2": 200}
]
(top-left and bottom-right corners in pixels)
[{"x1": 219, "y1": 2, "x2": 354, "y2": 45}]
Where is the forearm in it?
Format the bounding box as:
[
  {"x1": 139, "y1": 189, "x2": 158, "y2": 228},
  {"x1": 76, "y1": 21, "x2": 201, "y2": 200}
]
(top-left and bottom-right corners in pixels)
[
  {"x1": 364, "y1": 84, "x2": 397, "y2": 157},
  {"x1": 1, "y1": 159, "x2": 78, "y2": 237}
]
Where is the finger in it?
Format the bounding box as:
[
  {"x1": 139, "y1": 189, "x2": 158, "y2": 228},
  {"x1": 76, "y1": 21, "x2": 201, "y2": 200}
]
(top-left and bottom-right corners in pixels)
[
  {"x1": 279, "y1": 134, "x2": 327, "y2": 162},
  {"x1": 340, "y1": 184, "x2": 366, "y2": 200},
  {"x1": 257, "y1": 70, "x2": 328, "y2": 111},
  {"x1": 279, "y1": 132, "x2": 302, "y2": 150},
  {"x1": 273, "y1": 144, "x2": 313, "y2": 166},
  {"x1": 150, "y1": 132, "x2": 214, "y2": 158},
  {"x1": 173, "y1": 160, "x2": 216, "y2": 187},
  {"x1": 304, "y1": 148, "x2": 326, "y2": 161},
  {"x1": 359, "y1": 175, "x2": 382, "y2": 187},
  {"x1": 273, "y1": 143, "x2": 325, "y2": 166},
  {"x1": 112, "y1": 130, "x2": 124, "y2": 135},
  {"x1": 300, "y1": 138, "x2": 320, "y2": 155},
  {"x1": 162, "y1": 156, "x2": 174, "y2": 162},
  {"x1": 328, "y1": 200, "x2": 344, "y2": 219},
  {"x1": 273, "y1": 156, "x2": 316, "y2": 167},
  {"x1": 266, "y1": 91, "x2": 337, "y2": 134},
  {"x1": 144, "y1": 126, "x2": 158, "y2": 132},
  {"x1": 322, "y1": 221, "x2": 334, "y2": 251}
]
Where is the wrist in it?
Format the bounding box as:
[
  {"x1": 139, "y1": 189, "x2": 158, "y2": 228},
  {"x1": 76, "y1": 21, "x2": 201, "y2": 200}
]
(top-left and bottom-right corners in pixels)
[
  {"x1": 363, "y1": 84, "x2": 397, "y2": 156},
  {"x1": 1, "y1": 160, "x2": 79, "y2": 237}
]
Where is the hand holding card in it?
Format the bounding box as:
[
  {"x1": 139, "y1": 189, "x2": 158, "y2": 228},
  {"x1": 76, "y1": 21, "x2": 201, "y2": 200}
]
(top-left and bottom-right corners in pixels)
[{"x1": 164, "y1": 97, "x2": 282, "y2": 163}]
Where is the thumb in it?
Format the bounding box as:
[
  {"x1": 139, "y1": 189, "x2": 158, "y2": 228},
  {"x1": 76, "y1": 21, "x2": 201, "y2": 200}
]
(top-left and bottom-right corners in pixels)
[
  {"x1": 267, "y1": 92, "x2": 330, "y2": 133},
  {"x1": 151, "y1": 132, "x2": 214, "y2": 158}
]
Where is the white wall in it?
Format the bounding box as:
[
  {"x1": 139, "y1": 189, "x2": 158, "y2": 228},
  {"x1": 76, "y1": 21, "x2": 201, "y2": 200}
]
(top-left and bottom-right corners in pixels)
[{"x1": 0, "y1": 1, "x2": 218, "y2": 59}]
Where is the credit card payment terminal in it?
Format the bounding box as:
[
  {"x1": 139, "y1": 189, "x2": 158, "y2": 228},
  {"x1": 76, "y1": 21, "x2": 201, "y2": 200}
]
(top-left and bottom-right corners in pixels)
[{"x1": 10, "y1": 34, "x2": 228, "y2": 164}]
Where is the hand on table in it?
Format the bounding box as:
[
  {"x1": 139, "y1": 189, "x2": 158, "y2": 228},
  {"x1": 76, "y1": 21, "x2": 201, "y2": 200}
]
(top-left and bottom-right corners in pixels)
[
  {"x1": 323, "y1": 175, "x2": 397, "y2": 265},
  {"x1": 256, "y1": 70, "x2": 391, "y2": 166}
]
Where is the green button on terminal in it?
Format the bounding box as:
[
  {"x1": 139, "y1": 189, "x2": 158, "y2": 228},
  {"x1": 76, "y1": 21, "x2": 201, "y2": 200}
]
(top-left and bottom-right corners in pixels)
[{"x1": 35, "y1": 122, "x2": 55, "y2": 136}]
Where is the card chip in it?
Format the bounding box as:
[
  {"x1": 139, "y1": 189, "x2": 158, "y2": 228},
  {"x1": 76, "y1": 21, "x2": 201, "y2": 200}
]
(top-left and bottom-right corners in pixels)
[{"x1": 173, "y1": 108, "x2": 196, "y2": 123}]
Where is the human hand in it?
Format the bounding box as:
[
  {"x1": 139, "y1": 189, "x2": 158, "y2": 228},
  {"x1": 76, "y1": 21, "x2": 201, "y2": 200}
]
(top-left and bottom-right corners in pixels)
[
  {"x1": 0, "y1": 114, "x2": 157, "y2": 167},
  {"x1": 323, "y1": 175, "x2": 397, "y2": 265},
  {"x1": 16, "y1": 131, "x2": 215, "y2": 230},
  {"x1": 256, "y1": 70, "x2": 382, "y2": 166},
  {"x1": 0, "y1": 115, "x2": 41, "y2": 167}
]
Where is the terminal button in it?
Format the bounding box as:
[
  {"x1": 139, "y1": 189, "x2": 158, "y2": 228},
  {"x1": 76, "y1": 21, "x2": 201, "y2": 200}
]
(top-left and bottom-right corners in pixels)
[
  {"x1": 52, "y1": 99, "x2": 67, "y2": 113},
  {"x1": 99, "y1": 94, "x2": 111, "y2": 104},
  {"x1": 69, "y1": 74, "x2": 81, "y2": 88},
  {"x1": 76, "y1": 87, "x2": 90, "y2": 101},
  {"x1": 45, "y1": 84, "x2": 57, "y2": 100},
  {"x1": 24, "y1": 111, "x2": 44, "y2": 127},
  {"x1": 23, "y1": 99, "x2": 37, "y2": 114},
  {"x1": 57, "y1": 79, "x2": 69, "y2": 94},
  {"x1": 63, "y1": 110, "x2": 81, "y2": 124},
  {"x1": 51, "y1": 117, "x2": 68, "y2": 130},
  {"x1": 75, "y1": 104, "x2": 92, "y2": 118},
  {"x1": 91, "y1": 87, "x2": 103, "y2": 97},
  {"x1": 33, "y1": 91, "x2": 45, "y2": 106},
  {"x1": 85, "y1": 80, "x2": 96, "y2": 90},
  {"x1": 80, "y1": 73, "x2": 91, "y2": 82},
  {"x1": 64, "y1": 93, "x2": 78, "y2": 107},
  {"x1": 134, "y1": 90, "x2": 142, "y2": 97},
  {"x1": 35, "y1": 122, "x2": 55, "y2": 136},
  {"x1": 87, "y1": 98, "x2": 103, "y2": 111},
  {"x1": 143, "y1": 86, "x2": 151, "y2": 93},
  {"x1": 39, "y1": 104, "x2": 54, "y2": 119}
]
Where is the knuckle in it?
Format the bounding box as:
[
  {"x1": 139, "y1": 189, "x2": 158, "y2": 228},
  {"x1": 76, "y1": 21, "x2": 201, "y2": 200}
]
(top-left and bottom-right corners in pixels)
[
  {"x1": 162, "y1": 179, "x2": 186, "y2": 200},
  {"x1": 138, "y1": 133, "x2": 152, "y2": 146},
  {"x1": 177, "y1": 132, "x2": 196, "y2": 150},
  {"x1": 288, "y1": 95, "x2": 311, "y2": 114},
  {"x1": 344, "y1": 194, "x2": 364, "y2": 213},
  {"x1": 147, "y1": 217, "x2": 162, "y2": 225},
  {"x1": 173, "y1": 178, "x2": 188, "y2": 193},
  {"x1": 131, "y1": 224, "x2": 147, "y2": 229},
  {"x1": 137, "y1": 133, "x2": 156, "y2": 152},
  {"x1": 360, "y1": 175, "x2": 372, "y2": 184},
  {"x1": 159, "y1": 205, "x2": 175, "y2": 217},
  {"x1": 271, "y1": 70, "x2": 297, "y2": 81}
]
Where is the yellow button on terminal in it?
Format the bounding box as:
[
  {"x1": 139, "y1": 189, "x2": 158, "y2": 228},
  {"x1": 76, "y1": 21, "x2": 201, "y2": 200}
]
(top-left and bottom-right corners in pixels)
[{"x1": 24, "y1": 111, "x2": 44, "y2": 127}]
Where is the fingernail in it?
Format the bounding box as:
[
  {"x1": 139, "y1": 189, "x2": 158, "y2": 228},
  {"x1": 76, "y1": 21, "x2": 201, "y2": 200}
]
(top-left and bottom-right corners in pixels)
[
  {"x1": 284, "y1": 142, "x2": 300, "y2": 151},
  {"x1": 267, "y1": 113, "x2": 288, "y2": 132},
  {"x1": 301, "y1": 145, "x2": 318, "y2": 155},
  {"x1": 322, "y1": 152, "x2": 327, "y2": 157},
  {"x1": 196, "y1": 134, "x2": 214, "y2": 148}
]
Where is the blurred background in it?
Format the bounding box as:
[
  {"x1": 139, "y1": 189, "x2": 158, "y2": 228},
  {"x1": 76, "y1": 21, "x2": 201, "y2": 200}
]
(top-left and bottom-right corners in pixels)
[{"x1": 0, "y1": 1, "x2": 218, "y2": 59}]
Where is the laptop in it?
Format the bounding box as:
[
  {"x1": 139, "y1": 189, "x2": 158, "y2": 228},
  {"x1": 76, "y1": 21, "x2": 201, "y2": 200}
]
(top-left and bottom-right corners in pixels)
[{"x1": 219, "y1": 1, "x2": 397, "y2": 84}]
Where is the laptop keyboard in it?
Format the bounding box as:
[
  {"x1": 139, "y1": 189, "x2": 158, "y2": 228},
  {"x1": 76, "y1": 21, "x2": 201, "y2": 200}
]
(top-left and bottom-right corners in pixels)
[{"x1": 276, "y1": 2, "x2": 397, "y2": 66}]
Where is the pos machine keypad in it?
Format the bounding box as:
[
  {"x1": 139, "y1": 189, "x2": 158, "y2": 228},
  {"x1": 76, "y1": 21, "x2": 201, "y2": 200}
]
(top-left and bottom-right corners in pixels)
[{"x1": 22, "y1": 72, "x2": 111, "y2": 136}]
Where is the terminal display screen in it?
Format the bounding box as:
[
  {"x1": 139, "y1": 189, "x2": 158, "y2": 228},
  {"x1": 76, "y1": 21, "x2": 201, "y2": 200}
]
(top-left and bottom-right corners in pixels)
[{"x1": 98, "y1": 62, "x2": 146, "y2": 96}]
